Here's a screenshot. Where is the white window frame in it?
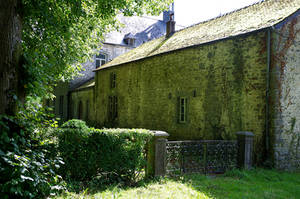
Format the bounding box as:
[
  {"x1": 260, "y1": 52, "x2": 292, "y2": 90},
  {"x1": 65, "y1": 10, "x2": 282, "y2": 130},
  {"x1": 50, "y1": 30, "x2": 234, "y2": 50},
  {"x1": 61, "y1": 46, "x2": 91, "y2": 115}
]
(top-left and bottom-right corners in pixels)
[{"x1": 95, "y1": 53, "x2": 107, "y2": 68}]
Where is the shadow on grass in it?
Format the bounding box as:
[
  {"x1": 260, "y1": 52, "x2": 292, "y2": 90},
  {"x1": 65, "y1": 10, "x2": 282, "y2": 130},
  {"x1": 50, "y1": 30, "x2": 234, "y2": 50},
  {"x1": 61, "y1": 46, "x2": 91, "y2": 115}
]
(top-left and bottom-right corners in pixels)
[
  {"x1": 178, "y1": 168, "x2": 300, "y2": 199},
  {"x1": 61, "y1": 168, "x2": 300, "y2": 199},
  {"x1": 63, "y1": 174, "x2": 163, "y2": 195}
]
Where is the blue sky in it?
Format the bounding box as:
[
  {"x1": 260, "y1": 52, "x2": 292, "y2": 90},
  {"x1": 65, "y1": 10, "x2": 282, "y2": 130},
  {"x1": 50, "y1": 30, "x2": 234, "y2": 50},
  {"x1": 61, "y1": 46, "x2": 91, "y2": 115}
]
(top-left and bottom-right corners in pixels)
[{"x1": 173, "y1": 0, "x2": 260, "y2": 26}]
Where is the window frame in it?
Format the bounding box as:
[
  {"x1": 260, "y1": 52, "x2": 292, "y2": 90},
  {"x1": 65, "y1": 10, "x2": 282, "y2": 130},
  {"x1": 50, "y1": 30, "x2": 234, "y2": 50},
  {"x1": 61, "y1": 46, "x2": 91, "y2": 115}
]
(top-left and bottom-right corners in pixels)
[
  {"x1": 95, "y1": 53, "x2": 107, "y2": 68},
  {"x1": 178, "y1": 97, "x2": 187, "y2": 123}
]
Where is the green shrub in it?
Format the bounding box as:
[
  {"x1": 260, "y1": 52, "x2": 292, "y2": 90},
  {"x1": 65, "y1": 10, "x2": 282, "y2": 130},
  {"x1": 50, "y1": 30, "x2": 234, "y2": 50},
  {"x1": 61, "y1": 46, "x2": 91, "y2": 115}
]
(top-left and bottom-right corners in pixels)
[
  {"x1": 0, "y1": 115, "x2": 64, "y2": 199},
  {"x1": 57, "y1": 121, "x2": 91, "y2": 180},
  {"x1": 88, "y1": 128, "x2": 153, "y2": 183},
  {"x1": 61, "y1": 119, "x2": 88, "y2": 130},
  {"x1": 57, "y1": 123, "x2": 153, "y2": 184}
]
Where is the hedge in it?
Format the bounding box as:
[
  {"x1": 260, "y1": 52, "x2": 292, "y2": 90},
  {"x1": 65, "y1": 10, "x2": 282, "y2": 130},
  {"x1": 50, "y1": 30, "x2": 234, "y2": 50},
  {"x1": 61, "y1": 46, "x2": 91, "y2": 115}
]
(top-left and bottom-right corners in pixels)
[{"x1": 57, "y1": 120, "x2": 154, "y2": 184}]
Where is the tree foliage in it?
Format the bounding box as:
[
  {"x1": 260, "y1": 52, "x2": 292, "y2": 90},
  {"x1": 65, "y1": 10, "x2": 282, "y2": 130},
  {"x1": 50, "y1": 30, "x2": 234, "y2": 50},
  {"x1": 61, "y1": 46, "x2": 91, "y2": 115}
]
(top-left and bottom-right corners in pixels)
[{"x1": 20, "y1": 0, "x2": 172, "y2": 98}]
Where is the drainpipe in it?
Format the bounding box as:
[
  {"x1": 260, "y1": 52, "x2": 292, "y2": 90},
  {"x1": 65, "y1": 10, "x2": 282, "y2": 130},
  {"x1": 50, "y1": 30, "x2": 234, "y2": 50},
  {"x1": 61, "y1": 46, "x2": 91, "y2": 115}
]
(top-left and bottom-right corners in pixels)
[{"x1": 265, "y1": 28, "x2": 271, "y2": 154}]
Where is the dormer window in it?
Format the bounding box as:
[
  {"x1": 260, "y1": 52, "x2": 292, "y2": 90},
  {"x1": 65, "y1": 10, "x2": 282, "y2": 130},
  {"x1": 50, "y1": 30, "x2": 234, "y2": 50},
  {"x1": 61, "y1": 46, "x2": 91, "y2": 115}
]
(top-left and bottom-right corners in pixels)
[
  {"x1": 127, "y1": 38, "x2": 135, "y2": 46},
  {"x1": 95, "y1": 53, "x2": 106, "y2": 68},
  {"x1": 124, "y1": 33, "x2": 136, "y2": 47}
]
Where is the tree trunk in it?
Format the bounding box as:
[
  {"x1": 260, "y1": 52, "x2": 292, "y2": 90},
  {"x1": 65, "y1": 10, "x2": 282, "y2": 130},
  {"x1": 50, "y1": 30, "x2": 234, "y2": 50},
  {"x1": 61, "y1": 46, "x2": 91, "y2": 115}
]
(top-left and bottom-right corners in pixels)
[{"x1": 0, "y1": 0, "x2": 23, "y2": 116}]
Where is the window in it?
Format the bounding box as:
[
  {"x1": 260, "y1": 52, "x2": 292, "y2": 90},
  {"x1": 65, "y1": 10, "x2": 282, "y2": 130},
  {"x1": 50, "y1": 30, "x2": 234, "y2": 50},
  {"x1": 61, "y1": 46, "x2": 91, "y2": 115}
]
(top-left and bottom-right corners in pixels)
[
  {"x1": 59, "y1": 96, "x2": 64, "y2": 118},
  {"x1": 123, "y1": 33, "x2": 136, "y2": 47},
  {"x1": 179, "y1": 97, "x2": 187, "y2": 123},
  {"x1": 108, "y1": 96, "x2": 118, "y2": 121},
  {"x1": 126, "y1": 38, "x2": 135, "y2": 46},
  {"x1": 95, "y1": 53, "x2": 106, "y2": 68},
  {"x1": 86, "y1": 100, "x2": 89, "y2": 120},
  {"x1": 110, "y1": 72, "x2": 116, "y2": 88},
  {"x1": 78, "y1": 101, "x2": 83, "y2": 119}
]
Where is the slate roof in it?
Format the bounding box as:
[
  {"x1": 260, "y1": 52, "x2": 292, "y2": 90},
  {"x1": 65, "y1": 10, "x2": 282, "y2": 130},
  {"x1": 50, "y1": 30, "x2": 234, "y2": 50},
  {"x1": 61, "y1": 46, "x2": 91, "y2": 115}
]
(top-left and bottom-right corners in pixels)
[
  {"x1": 71, "y1": 78, "x2": 95, "y2": 91},
  {"x1": 104, "y1": 14, "x2": 184, "y2": 47},
  {"x1": 95, "y1": 0, "x2": 300, "y2": 71}
]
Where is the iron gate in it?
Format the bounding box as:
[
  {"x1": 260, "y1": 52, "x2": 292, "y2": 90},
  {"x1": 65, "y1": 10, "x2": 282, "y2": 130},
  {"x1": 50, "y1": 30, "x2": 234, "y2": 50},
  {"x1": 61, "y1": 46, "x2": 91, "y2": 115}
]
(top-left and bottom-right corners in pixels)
[{"x1": 166, "y1": 140, "x2": 238, "y2": 175}]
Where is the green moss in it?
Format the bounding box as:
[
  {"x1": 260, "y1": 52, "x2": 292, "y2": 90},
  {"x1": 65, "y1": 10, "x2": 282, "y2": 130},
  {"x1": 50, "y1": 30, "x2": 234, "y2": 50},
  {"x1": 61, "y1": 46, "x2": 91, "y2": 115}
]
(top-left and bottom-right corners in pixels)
[
  {"x1": 95, "y1": 31, "x2": 267, "y2": 164},
  {"x1": 203, "y1": 64, "x2": 222, "y2": 140}
]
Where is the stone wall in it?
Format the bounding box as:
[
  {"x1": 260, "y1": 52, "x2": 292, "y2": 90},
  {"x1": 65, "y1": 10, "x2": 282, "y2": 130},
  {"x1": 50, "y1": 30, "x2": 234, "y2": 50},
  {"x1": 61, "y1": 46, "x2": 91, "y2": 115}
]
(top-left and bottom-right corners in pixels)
[
  {"x1": 53, "y1": 43, "x2": 132, "y2": 121},
  {"x1": 95, "y1": 31, "x2": 268, "y2": 163},
  {"x1": 53, "y1": 81, "x2": 69, "y2": 121},
  {"x1": 70, "y1": 87, "x2": 95, "y2": 123},
  {"x1": 70, "y1": 43, "x2": 133, "y2": 89},
  {"x1": 271, "y1": 12, "x2": 300, "y2": 170}
]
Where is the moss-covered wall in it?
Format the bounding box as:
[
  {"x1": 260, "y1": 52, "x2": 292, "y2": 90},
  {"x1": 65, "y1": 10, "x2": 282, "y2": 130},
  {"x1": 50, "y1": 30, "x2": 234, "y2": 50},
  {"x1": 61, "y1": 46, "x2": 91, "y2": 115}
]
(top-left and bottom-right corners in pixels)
[
  {"x1": 95, "y1": 31, "x2": 268, "y2": 163},
  {"x1": 53, "y1": 81, "x2": 69, "y2": 121},
  {"x1": 270, "y1": 13, "x2": 300, "y2": 170},
  {"x1": 70, "y1": 87, "x2": 95, "y2": 123}
]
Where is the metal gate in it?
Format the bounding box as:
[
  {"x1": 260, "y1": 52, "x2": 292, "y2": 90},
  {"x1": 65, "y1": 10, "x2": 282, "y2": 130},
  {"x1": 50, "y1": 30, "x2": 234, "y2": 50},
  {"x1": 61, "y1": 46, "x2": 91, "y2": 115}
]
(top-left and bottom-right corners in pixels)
[{"x1": 166, "y1": 140, "x2": 238, "y2": 175}]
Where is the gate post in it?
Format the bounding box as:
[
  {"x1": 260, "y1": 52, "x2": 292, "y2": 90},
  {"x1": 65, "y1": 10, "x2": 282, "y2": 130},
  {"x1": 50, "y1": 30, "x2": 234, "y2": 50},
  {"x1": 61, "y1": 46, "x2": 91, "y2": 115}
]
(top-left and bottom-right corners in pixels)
[
  {"x1": 236, "y1": 131, "x2": 254, "y2": 169},
  {"x1": 146, "y1": 131, "x2": 169, "y2": 177}
]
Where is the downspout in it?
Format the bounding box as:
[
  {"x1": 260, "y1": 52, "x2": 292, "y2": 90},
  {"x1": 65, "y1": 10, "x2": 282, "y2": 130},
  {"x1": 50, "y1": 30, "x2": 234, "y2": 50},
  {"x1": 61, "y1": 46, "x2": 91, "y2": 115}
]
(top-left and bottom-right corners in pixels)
[{"x1": 265, "y1": 28, "x2": 271, "y2": 154}]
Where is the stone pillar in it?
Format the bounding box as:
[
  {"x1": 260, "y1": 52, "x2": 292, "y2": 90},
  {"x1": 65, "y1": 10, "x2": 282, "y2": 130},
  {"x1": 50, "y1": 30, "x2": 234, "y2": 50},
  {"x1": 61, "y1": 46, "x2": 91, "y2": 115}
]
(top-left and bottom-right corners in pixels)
[
  {"x1": 146, "y1": 131, "x2": 169, "y2": 177},
  {"x1": 236, "y1": 131, "x2": 254, "y2": 169}
]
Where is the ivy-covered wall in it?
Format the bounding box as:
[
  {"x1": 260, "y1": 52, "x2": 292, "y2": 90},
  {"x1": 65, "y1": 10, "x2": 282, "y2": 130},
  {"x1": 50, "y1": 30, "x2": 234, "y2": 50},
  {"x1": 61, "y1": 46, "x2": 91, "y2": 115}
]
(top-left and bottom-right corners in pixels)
[
  {"x1": 270, "y1": 13, "x2": 300, "y2": 170},
  {"x1": 95, "y1": 31, "x2": 268, "y2": 163}
]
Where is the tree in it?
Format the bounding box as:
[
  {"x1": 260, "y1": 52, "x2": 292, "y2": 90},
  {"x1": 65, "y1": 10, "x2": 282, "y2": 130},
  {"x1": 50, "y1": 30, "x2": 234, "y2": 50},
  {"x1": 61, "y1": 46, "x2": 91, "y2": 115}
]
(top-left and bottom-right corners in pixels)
[{"x1": 0, "y1": 0, "x2": 172, "y2": 116}]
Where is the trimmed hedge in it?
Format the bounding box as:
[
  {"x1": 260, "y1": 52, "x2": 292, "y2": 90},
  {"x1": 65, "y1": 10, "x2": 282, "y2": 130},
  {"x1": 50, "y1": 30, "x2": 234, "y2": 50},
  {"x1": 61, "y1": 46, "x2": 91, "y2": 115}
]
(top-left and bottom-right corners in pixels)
[{"x1": 57, "y1": 120, "x2": 153, "y2": 184}]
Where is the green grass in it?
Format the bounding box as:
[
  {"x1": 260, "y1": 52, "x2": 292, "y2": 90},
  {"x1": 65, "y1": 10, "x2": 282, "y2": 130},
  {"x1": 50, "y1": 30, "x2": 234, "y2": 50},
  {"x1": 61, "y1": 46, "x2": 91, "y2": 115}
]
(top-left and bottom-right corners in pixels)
[{"x1": 54, "y1": 169, "x2": 300, "y2": 199}]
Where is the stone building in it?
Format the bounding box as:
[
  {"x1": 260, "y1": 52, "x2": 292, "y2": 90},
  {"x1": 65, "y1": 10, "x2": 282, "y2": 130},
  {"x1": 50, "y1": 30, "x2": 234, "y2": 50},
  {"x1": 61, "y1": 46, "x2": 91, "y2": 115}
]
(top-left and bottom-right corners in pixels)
[
  {"x1": 53, "y1": 8, "x2": 183, "y2": 121},
  {"x1": 93, "y1": 0, "x2": 300, "y2": 169}
]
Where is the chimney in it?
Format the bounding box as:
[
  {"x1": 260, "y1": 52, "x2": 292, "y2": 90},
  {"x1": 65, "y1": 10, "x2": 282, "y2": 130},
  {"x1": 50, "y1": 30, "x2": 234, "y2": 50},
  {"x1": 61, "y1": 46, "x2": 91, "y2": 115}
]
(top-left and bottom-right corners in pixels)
[
  {"x1": 165, "y1": 3, "x2": 175, "y2": 37},
  {"x1": 166, "y1": 12, "x2": 175, "y2": 37},
  {"x1": 163, "y1": 11, "x2": 170, "y2": 22}
]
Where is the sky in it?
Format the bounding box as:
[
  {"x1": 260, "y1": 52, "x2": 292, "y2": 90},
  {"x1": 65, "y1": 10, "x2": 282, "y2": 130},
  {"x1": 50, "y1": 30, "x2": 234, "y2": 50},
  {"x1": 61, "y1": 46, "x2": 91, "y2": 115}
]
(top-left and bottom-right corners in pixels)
[{"x1": 170, "y1": 0, "x2": 260, "y2": 27}]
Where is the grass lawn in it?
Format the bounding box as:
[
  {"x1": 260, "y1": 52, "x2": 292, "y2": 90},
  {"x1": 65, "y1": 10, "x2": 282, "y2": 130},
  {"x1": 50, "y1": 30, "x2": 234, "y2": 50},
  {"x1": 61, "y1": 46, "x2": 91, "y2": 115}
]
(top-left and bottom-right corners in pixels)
[{"x1": 55, "y1": 169, "x2": 300, "y2": 199}]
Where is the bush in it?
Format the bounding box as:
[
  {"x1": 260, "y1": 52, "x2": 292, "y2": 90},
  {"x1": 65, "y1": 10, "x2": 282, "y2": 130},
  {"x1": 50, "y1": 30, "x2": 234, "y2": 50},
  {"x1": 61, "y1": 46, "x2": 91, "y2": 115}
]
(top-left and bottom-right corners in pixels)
[
  {"x1": 57, "y1": 121, "x2": 153, "y2": 184},
  {"x1": 61, "y1": 119, "x2": 88, "y2": 131},
  {"x1": 56, "y1": 121, "x2": 91, "y2": 181},
  {"x1": 0, "y1": 115, "x2": 64, "y2": 199},
  {"x1": 88, "y1": 128, "x2": 153, "y2": 184}
]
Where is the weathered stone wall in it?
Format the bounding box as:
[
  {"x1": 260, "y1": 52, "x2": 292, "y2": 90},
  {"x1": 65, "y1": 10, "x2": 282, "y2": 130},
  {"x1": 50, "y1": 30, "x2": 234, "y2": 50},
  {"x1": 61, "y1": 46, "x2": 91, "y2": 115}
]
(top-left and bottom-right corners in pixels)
[
  {"x1": 70, "y1": 87, "x2": 95, "y2": 123},
  {"x1": 270, "y1": 12, "x2": 300, "y2": 170},
  {"x1": 70, "y1": 43, "x2": 132, "y2": 89},
  {"x1": 102, "y1": 43, "x2": 133, "y2": 62},
  {"x1": 53, "y1": 43, "x2": 132, "y2": 121},
  {"x1": 95, "y1": 31, "x2": 268, "y2": 163},
  {"x1": 53, "y1": 81, "x2": 69, "y2": 121}
]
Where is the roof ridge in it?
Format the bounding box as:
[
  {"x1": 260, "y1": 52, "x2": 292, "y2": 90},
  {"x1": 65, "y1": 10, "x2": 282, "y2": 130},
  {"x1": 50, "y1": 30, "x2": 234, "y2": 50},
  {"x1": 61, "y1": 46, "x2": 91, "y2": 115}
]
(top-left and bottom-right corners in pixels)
[
  {"x1": 189, "y1": 0, "x2": 264, "y2": 27},
  {"x1": 168, "y1": 0, "x2": 264, "y2": 36},
  {"x1": 96, "y1": 0, "x2": 300, "y2": 71}
]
